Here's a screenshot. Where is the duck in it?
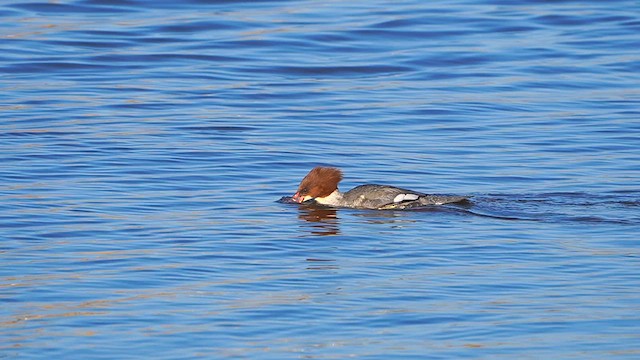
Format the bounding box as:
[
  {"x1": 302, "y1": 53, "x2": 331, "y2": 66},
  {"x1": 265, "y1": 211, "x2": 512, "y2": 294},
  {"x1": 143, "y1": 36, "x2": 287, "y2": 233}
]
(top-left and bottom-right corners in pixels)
[{"x1": 292, "y1": 166, "x2": 468, "y2": 210}]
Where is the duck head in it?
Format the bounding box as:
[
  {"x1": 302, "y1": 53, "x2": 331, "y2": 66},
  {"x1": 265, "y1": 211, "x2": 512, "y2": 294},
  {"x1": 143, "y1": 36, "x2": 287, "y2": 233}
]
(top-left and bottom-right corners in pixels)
[{"x1": 292, "y1": 166, "x2": 342, "y2": 203}]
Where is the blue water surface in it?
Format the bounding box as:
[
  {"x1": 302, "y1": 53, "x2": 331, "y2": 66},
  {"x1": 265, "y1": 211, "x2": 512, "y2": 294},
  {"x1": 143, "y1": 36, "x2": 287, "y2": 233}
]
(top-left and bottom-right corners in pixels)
[{"x1": 1, "y1": 0, "x2": 639, "y2": 359}]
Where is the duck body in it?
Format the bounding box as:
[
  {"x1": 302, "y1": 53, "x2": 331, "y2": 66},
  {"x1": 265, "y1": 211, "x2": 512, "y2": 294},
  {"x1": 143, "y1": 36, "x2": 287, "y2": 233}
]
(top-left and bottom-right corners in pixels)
[
  {"x1": 292, "y1": 167, "x2": 467, "y2": 210},
  {"x1": 341, "y1": 184, "x2": 467, "y2": 209}
]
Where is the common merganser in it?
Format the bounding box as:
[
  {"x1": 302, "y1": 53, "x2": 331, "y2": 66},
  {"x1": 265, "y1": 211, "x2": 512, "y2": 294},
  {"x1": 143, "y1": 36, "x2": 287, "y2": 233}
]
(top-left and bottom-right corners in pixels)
[{"x1": 292, "y1": 166, "x2": 468, "y2": 210}]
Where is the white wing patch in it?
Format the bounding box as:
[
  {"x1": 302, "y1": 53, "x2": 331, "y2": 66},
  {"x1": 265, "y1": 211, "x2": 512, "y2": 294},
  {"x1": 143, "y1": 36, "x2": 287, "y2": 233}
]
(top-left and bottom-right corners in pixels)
[
  {"x1": 393, "y1": 193, "x2": 420, "y2": 203},
  {"x1": 404, "y1": 193, "x2": 419, "y2": 201}
]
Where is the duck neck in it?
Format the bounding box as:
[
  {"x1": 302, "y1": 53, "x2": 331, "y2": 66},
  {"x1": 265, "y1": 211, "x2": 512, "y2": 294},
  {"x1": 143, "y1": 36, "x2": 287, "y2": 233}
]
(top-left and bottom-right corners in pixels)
[{"x1": 315, "y1": 189, "x2": 344, "y2": 207}]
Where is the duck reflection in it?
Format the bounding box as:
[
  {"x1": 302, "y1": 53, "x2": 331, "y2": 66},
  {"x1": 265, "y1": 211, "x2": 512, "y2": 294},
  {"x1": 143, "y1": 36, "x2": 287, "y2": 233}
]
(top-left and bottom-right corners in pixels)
[
  {"x1": 279, "y1": 195, "x2": 340, "y2": 235},
  {"x1": 297, "y1": 202, "x2": 340, "y2": 236},
  {"x1": 305, "y1": 257, "x2": 339, "y2": 270},
  {"x1": 278, "y1": 195, "x2": 471, "y2": 235}
]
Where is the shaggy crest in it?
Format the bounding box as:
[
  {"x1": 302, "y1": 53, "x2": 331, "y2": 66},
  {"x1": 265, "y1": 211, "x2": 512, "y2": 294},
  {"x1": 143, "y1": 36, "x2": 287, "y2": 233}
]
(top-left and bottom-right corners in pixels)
[{"x1": 297, "y1": 166, "x2": 343, "y2": 198}]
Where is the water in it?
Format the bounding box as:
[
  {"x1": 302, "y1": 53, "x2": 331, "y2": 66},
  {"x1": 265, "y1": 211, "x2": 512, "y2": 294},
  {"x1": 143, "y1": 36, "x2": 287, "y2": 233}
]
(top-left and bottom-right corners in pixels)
[{"x1": 1, "y1": 0, "x2": 639, "y2": 358}]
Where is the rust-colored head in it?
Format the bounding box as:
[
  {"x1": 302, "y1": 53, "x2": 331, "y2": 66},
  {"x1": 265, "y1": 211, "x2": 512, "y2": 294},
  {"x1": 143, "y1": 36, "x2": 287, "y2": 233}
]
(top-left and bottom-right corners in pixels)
[{"x1": 292, "y1": 167, "x2": 343, "y2": 203}]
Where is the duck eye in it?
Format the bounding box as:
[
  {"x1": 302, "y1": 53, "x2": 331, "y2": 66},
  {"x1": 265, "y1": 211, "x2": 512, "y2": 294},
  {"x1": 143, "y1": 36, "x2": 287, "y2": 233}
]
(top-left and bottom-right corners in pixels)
[{"x1": 300, "y1": 187, "x2": 309, "y2": 194}]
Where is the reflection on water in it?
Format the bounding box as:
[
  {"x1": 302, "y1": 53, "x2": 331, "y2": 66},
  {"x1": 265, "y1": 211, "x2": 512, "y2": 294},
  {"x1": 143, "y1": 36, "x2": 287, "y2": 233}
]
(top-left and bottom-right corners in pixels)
[
  {"x1": 298, "y1": 206, "x2": 340, "y2": 236},
  {"x1": 305, "y1": 258, "x2": 339, "y2": 271}
]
